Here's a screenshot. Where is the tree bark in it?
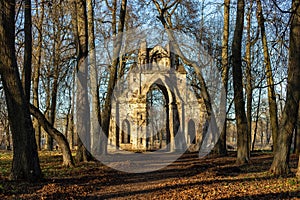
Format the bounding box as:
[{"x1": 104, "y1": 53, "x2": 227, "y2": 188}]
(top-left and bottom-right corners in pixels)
[
  {"x1": 245, "y1": 0, "x2": 253, "y2": 153},
  {"x1": 152, "y1": 0, "x2": 220, "y2": 153},
  {"x1": 29, "y1": 105, "x2": 74, "y2": 167},
  {"x1": 32, "y1": 0, "x2": 45, "y2": 151},
  {"x1": 0, "y1": 0, "x2": 41, "y2": 181},
  {"x1": 22, "y1": 0, "x2": 32, "y2": 103},
  {"x1": 67, "y1": 112, "x2": 74, "y2": 150},
  {"x1": 214, "y1": 0, "x2": 230, "y2": 156},
  {"x1": 295, "y1": 104, "x2": 300, "y2": 155},
  {"x1": 252, "y1": 86, "x2": 262, "y2": 151},
  {"x1": 270, "y1": 0, "x2": 300, "y2": 176},
  {"x1": 256, "y1": 0, "x2": 279, "y2": 153},
  {"x1": 297, "y1": 154, "x2": 300, "y2": 178},
  {"x1": 87, "y1": 0, "x2": 100, "y2": 154},
  {"x1": 232, "y1": 0, "x2": 249, "y2": 164},
  {"x1": 73, "y1": 0, "x2": 93, "y2": 162},
  {"x1": 100, "y1": 0, "x2": 127, "y2": 155},
  {"x1": 5, "y1": 124, "x2": 11, "y2": 151}
]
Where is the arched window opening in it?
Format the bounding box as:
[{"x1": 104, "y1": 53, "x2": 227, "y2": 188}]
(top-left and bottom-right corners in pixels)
[
  {"x1": 121, "y1": 119, "x2": 130, "y2": 144},
  {"x1": 188, "y1": 119, "x2": 196, "y2": 144}
]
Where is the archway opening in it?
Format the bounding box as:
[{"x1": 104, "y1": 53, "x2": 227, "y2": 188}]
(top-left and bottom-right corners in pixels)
[
  {"x1": 146, "y1": 81, "x2": 169, "y2": 150},
  {"x1": 121, "y1": 119, "x2": 130, "y2": 144},
  {"x1": 188, "y1": 119, "x2": 196, "y2": 144}
]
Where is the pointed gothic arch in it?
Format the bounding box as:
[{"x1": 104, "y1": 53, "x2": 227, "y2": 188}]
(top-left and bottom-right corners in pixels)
[
  {"x1": 109, "y1": 41, "x2": 205, "y2": 152},
  {"x1": 121, "y1": 119, "x2": 130, "y2": 144},
  {"x1": 188, "y1": 119, "x2": 196, "y2": 144}
]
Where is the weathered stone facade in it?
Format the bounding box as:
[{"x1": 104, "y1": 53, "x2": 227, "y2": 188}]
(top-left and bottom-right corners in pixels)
[{"x1": 108, "y1": 41, "x2": 206, "y2": 152}]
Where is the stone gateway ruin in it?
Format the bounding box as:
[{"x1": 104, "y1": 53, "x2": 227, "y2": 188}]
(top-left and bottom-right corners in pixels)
[{"x1": 108, "y1": 41, "x2": 207, "y2": 152}]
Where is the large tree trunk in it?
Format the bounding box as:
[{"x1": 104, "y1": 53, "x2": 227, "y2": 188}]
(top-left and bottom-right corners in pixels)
[
  {"x1": 29, "y1": 105, "x2": 74, "y2": 167},
  {"x1": 269, "y1": 0, "x2": 300, "y2": 175},
  {"x1": 256, "y1": 0, "x2": 279, "y2": 153},
  {"x1": 214, "y1": 0, "x2": 230, "y2": 156},
  {"x1": 0, "y1": 0, "x2": 41, "y2": 181},
  {"x1": 232, "y1": 0, "x2": 249, "y2": 164},
  {"x1": 73, "y1": 0, "x2": 93, "y2": 162}
]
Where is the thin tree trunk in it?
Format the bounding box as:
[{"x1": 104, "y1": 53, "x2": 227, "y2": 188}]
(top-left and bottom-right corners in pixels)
[
  {"x1": 295, "y1": 104, "x2": 300, "y2": 155},
  {"x1": 100, "y1": 0, "x2": 127, "y2": 155},
  {"x1": 5, "y1": 124, "x2": 11, "y2": 151},
  {"x1": 232, "y1": 0, "x2": 249, "y2": 164},
  {"x1": 252, "y1": 86, "x2": 262, "y2": 151},
  {"x1": 0, "y1": 0, "x2": 41, "y2": 181},
  {"x1": 32, "y1": 0, "x2": 44, "y2": 151},
  {"x1": 47, "y1": 7, "x2": 62, "y2": 151},
  {"x1": 153, "y1": 0, "x2": 220, "y2": 153},
  {"x1": 67, "y1": 112, "x2": 74, "y2": 150},
  {"x1": 29, "y1": 105, "x2": 74, "y2": 167},
  {"x1": 256, "y1": 0, "x2": 279, "y2": 153},
  {"x1": 270, "y1": 0, "x2": 300, "y2": 175},
  {"x1": 22, "y1": 0, "x2": 32, "y2": 103},
  {"x1": 297, "y1": 154, "x2": 300, "y2": 177},
  {"x1": 87, "y1": 0, "x2": 100, "y2": 154},
  {"x1": 44, "y1": 73, "x2": 52, "y2": 150},
  {"x1": 214, "y1": 0, "x2": 230, "y2": 156},
  {"x1": 68, "y1": 73, "x2": 76, "y2": 150},
  {"x1": 245, "y1": 0, "x2": 253, "y2": 153},
  {"x1": 48, "y1": 56, "x2": 59, "y2": 151}
]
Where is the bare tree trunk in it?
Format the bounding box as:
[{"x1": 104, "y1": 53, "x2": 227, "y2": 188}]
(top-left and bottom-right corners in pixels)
[
  {"x1": 270, "y1": 0, "x2": 300, "y2": 175},
  {"x1": 152, "y1": 0, "x2": 220, "y2": 154},
  {"x1": 256, "y1": 0, "x2": 279, "y2": 153},
  {"x1": 22, "y1": 0, "x2": 32, "y2": 103},
  {"x1": 48, "y1": 57, "x2": 59, "y2": 151},
  {"x1": 245, "y1": 0, "x2": 253, "y2": 153},
  {"x1": 44, "y1": 74, "x2": 52, "y2": 150},
  {"x1": 68, "y1": 75, "x2": 76, "y2": 150},
  {"x1": 29, "y1": 105, "x2": 74, "y2": 167},
  {"x1": 32, "y1": 0, "x2": 44, "y2": 151},
  {"x1": 214, "y1": 0, "x2": 230, "y2": 156},
  {"x1": 297, "y1": 154, "x2": 300, "y2": 178},
  {"x1": 252, "y1": 85, "x2": 262, "y2": 151},
  {"x1": 47, "y1": 6, "x2": 63, "y2": 151},
  {"x1": 0, "y1": 0, "x2": 41, "y2": 181},
  {"x1": 87, "y1": 0, "x2": 100, "y2": 154},
  {"x1": 73, "y1": 0, "x2": 93, "y2": 162},
  {"x1": 67, "y1": 112, "x2": 74, "y2": 150},
  {"x1": 100, "y1": 0, "x2": 127, "y2": 155},
  {"x1": 295, "y1": 104, "x2": 300, "y2": 155},
  {"x1": 232, "y1": 0, "x2": 249, "y2": 164}
]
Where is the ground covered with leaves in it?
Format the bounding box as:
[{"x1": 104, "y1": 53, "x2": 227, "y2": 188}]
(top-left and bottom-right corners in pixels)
[{"x1": 0, "y1": 150, "x2": 299, "y2": 199}]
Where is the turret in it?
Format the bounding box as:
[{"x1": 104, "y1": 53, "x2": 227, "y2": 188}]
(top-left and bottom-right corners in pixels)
[{"x1": 138, "y1": 40, "x2": 148, "y2": 67}]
